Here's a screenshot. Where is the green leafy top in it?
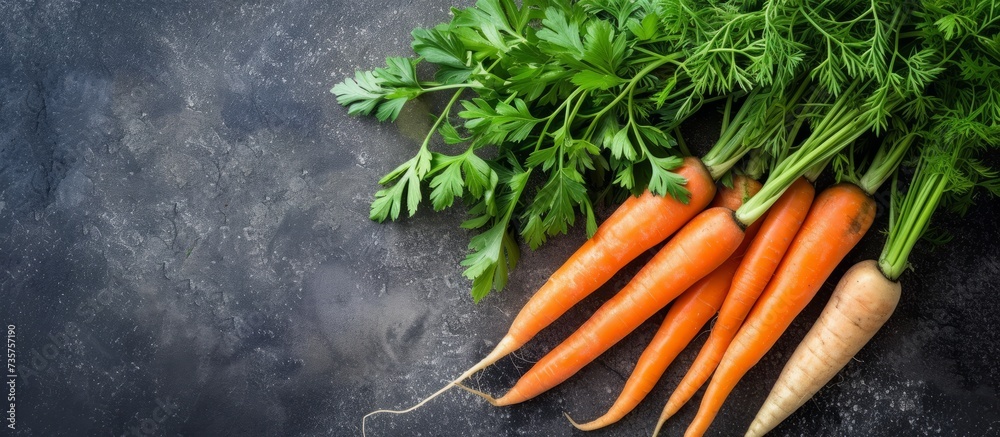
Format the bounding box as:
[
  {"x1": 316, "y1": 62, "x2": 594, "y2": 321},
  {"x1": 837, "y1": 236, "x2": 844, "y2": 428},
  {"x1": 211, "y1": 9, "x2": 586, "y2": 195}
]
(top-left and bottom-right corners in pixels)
[
  {"x1": 332, "y1": 0, "x2": 1000, "y2": 300},
  {"x1": 334, "y1": 0, "x2": 712, "y2": 300}
]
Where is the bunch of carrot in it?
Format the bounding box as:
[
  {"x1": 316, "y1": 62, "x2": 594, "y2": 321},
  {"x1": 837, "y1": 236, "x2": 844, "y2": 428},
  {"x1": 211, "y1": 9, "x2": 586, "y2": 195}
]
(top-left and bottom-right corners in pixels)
[
  {"x1": 363, "y1": 80, "x2": 912, "y2": 435},
  {"x1": 345, "y1": 0, "x2": 1000, "y2": 435}
]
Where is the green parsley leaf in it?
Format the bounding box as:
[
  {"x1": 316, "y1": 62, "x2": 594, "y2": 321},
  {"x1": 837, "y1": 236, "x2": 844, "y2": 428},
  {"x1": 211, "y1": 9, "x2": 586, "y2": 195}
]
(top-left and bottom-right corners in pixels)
[
  {"x1": 571, "y1": 70, "x2": 626, "y2": 90},
  {"x1": 535, "y1": 6, "x2": 586, "y2": 60}
]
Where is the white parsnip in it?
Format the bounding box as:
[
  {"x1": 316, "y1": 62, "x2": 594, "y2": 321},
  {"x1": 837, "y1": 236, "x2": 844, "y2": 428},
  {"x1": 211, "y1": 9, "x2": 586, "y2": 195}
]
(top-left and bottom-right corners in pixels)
[{"x1": 745, "y1": 260, "x2": 900, "y2": 437}]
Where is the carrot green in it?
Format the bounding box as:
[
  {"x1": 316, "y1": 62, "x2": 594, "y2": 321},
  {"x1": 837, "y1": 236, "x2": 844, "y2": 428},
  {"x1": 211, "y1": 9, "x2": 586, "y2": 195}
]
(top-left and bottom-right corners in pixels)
[{"x1": 333, "y1": 0, "x2": 1000, "y2": 302}]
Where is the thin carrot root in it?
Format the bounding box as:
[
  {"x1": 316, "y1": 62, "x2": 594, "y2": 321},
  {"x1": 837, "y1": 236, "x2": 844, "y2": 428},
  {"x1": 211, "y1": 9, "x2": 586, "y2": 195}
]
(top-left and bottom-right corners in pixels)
[
  {"x1": 361, "y1": 382, "x2": 457, "y2": 434},
  {"x1": 652, "y1": 414, "x2": 669, "y2": 437},
  {"x1": 455, "y1": 382, "x2": 503, "y2": 406},
  {"x1": 361, "y1": 334, "x2": 520, "y2": 435},
  {"x1": 563, "y1": 412, "x2": 590, "y2": 430},
  {"x1": 744, "y1": 260, "x2": 900, "y2": 437}
]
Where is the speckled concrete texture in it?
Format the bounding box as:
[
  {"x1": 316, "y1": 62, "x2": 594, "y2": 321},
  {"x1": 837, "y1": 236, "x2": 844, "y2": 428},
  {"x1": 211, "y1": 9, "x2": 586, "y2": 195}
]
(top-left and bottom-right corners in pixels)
[{"x1": 0, "y1": 1, "x2": 997, "y2": 436}]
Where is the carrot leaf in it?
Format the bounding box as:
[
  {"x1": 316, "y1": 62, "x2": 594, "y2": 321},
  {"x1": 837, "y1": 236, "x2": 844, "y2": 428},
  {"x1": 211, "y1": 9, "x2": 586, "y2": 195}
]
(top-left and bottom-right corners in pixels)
[{"x1": 337, "y1": 0, "x2": 1000, "y2": 300}]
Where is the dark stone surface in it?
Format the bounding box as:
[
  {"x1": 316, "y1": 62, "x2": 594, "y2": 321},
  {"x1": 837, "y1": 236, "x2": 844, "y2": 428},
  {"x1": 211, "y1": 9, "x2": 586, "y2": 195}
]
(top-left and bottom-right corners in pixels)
[{"x1": 0, "y1": 1, "x2": 997, "y2": 436}]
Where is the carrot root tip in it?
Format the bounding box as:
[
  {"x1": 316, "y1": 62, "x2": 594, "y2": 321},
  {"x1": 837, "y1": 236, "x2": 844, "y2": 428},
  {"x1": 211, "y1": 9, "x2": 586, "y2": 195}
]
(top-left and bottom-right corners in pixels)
[
  {"x1": 651, "y1": 410, "x2": 672, "y2": 437},
  {"x1": 455, "y1": 382, "x2": 503, "y2": 406},
  {"x1": 361, "y1": 336, "x2": 521, "y2": 434},
  {"x1": 361, "y1": 374, "x2": 475, "y2": 437},
  {"x1": 563, "y1": 412, "x2": 583, "y2": 428},
  {"x1": 361, "y1": 382, "x2": 458, "y2": 436},
  {"x1": 564, "y1": 412, "x2": 602, "y2": 431}
]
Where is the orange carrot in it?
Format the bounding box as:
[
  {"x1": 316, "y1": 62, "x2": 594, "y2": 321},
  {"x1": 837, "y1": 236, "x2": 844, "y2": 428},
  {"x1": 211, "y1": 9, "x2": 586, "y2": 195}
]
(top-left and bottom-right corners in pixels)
[
  {"x1": 499, "y1": 157, "x2": 715, "y2": 355},
  {"x1": 567, "y1": 260, "x2": 736, "y2": 431},
  {"x1": 654, "y1": 177, "x2": 815, "y2": 429},
  {"x1": 362, "y1": 157, "x2": 715, "y2": 429},
  {"x1": 567, "y1": 177, "x2": 763, "y2": 431},
  {"x1": 682, "y1": 183, "x2": 876, "y2": 437},
  {"x1": 462, "y1": 206, "x2": 746, "y2": 406}
]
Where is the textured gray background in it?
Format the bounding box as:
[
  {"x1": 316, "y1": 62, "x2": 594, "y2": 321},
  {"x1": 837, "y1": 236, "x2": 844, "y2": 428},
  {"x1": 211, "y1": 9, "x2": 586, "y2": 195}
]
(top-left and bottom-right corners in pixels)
[{"x1": 0, "y1": 0, "x2": 998, "y2": 436}]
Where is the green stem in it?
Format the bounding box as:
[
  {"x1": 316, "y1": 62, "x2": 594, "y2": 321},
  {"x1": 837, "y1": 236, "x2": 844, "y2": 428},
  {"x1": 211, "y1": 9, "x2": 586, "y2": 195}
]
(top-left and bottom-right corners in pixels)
[
  {"x1": 421, "y1": 82, "x2": 485, "y2": 93},
  {"x1": 628, "y1": 88, "x2": 651, "y2": 157},
  {"x1": 583, "y1": 52, "x2": 683, "y2": 138},
  {"x1": 744, "y1": 148, "x2": 768, "y2": 181},
  {"x1": 533, "y1": 88, "x2": 584, "y2": 153},
  {"x1": 674, "y1": 127, "x2": 692, "y2": 157},
  {"x1": 701, "y1": 90, "x2": 762, "y2": 179},
  {"x1": 704, "y1": 128, "x2": 752, "y2": 180},
  {"x1": 877, "y1": 139, "x2": 964, "y2": 281},
  {"x1": 879, "y1": 172, "x2": 947, "y2": 281},
  {"x1": 702, "y1": 74, "x2": 813, "y2": 181},
  {"x1": 720, "y1": 95, "x2": 733, "y2": 136},
  {"x1": 632, "y1": 46, "x2": 679, "y2": 60},
  {"x1": 735, "y1": 98, "x2": 866, "y2": 226},
  {"x1": 802, "y1": 157, "x2": 831, "y2": 182},
  {"x1": 419, "y1": 88, "x2": 466, "y2": 158},
  {"x1": 858, "y1": 131, "x2": 919, "y2": 194}
]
